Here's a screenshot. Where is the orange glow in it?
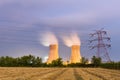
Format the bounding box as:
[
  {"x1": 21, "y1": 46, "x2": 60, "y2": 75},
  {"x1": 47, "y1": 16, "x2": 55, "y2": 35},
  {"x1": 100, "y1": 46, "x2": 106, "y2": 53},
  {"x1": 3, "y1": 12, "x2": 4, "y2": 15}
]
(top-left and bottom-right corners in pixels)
[
  {"x1": 70, "y1": 45, "x2": 81, "y2": 63},
  {"x1": 47, "y1": 44, "x2": 59, "y2": 64}
]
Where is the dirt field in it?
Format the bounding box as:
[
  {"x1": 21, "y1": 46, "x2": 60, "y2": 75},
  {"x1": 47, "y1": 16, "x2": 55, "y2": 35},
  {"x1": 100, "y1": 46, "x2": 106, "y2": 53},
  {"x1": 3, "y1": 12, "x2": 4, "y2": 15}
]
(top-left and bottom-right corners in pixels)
[{"x1": 0, "y1": 67, "x2": 120, "y2": 80}]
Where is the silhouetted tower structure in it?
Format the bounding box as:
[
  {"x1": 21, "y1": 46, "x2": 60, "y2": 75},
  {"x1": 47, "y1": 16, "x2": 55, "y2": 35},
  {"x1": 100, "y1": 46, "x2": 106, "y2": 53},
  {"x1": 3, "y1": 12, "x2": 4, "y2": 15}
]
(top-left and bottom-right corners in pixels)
[{"x1": 89, "y1": 29, "x2": 111, "y2": 62}]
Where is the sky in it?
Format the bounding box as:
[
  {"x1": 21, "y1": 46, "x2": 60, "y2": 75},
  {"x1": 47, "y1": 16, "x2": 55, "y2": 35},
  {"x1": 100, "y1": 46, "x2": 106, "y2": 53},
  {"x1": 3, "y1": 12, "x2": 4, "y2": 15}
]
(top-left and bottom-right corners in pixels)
[{"x1": 0, "y1": 0, "x2": 120, "y2": 62}]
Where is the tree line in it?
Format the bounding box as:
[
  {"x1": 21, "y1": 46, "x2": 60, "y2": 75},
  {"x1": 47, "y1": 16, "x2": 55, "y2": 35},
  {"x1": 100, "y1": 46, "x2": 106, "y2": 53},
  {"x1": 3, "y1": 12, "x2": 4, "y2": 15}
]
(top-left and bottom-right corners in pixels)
[
  {"x1": 0, "y1": 55, "x2": 119, "y2": 70},
  {"x1": 0, "y1": 55, "x2": 42, "y2": 67}
]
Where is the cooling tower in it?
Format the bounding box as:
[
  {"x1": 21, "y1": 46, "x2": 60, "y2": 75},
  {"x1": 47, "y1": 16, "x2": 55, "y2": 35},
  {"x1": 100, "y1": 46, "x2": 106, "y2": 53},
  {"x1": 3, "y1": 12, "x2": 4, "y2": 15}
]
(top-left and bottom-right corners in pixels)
[
  {"x1": 70, "y1": 45, "x2": 81, "y2": 63},
  {"x1": 47, "y1": 44, "x2": 59, "y2": 64}
]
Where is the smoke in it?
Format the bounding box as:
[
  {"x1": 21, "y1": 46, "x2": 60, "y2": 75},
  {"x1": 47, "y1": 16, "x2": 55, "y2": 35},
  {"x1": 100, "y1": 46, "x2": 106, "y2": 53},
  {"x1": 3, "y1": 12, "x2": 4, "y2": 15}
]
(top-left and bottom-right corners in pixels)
[
  {"x1": 40, "y1": 32, "x2": 58, "y2": 47},
  {"x1": 62, "y1": 33, "x2": 81, "y2": 47}
]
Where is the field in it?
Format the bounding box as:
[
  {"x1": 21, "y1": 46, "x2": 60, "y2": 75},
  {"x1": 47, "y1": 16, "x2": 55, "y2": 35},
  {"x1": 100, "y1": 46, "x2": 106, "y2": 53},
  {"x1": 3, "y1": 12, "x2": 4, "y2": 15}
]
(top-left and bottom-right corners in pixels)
[{"x1": 0, "y1": 67, "x2": 120, "y2": 80}]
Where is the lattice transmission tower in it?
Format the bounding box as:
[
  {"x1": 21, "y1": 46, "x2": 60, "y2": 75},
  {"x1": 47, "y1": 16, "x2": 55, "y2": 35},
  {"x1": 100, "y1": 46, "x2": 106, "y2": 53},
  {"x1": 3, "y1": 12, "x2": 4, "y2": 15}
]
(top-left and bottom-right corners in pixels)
[{"x1": 89, "y1": 28, "x2": 111, "y2": 62}]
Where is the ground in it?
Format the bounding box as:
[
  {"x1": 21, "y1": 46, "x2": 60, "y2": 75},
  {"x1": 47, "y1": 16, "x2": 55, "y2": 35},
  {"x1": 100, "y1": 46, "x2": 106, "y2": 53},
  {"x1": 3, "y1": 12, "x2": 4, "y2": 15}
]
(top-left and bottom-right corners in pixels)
[{"x1": 0, "y1": 67, "x2": 120, "y2": 80}]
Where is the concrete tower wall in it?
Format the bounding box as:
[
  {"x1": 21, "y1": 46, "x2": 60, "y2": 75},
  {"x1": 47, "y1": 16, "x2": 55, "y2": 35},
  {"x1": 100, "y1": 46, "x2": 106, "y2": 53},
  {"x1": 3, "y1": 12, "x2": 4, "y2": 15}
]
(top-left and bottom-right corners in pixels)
[
  {"x1": 70, "y1": 45, "x2": 81, "y2": 63},
  {"x1": 47, "y1": 44, "x2": 59, "y2": 64}
]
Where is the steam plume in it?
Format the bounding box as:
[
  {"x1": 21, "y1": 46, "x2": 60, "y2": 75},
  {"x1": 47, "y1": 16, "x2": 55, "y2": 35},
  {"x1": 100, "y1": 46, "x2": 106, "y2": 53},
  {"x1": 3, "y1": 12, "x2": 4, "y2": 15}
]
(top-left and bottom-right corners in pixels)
[
  {"x1": 62, "y1": 33, "x2": 81, "y2": 47},
  {"x1": 40, "y1": 32, "x2": 58, "y2": 47}
]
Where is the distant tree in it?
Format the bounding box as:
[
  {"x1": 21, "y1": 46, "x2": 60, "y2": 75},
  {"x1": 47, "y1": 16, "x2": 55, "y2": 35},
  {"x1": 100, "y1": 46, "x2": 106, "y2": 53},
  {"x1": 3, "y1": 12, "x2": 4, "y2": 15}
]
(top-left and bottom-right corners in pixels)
[
  {"x1": 33, "y1": 57, "x2": 42, "y2": 67},
  {"x1": 0, "y1": 55, "x2": 43, "y2": 67},
  {"x1": 81, "y1": 57, "x2": 88, "y2": 64},
  {"x1": 91, "y1": 56, "x2": 101, "y2": 67},
  {"x1": 0, "y1": 56, "x2": 5, "y2": 66},
  {"x1": 0, "y1": 56, "x2": 16, "y2": 67},
  {"x1": 100, "y1": 61, "x2": 120, "y2": 70},
  {"x1": 51, "y1": 58, "x2": 63, "y2": 67},
  {"x1": 19, "y1": 55, "x2": 35, "y2": 66}
]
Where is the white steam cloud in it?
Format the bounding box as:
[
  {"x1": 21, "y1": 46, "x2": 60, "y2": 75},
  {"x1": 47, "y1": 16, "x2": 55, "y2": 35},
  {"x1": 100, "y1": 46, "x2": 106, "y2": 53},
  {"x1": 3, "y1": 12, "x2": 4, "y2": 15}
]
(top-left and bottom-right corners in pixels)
[
  {"x1": 62, "y1": 33, "x2": 81, "y2": 47},
  {"x1": 40, "y1": 32, "x2": 58, "y2": 47}
]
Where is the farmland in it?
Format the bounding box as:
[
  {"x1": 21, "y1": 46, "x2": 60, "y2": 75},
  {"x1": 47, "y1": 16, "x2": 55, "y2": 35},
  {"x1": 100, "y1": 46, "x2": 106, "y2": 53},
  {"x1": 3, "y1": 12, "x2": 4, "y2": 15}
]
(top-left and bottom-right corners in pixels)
[{"x1": 0, "y1": 67, "x2": 120, "y2": 80}]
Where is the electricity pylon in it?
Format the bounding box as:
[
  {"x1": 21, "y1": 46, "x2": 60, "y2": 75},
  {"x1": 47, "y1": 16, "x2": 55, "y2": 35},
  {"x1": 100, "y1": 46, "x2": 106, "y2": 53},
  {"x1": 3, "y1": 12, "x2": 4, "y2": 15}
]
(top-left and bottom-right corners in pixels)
[{"x1": 89, "y1": 28, "x2": 111, "y2": 62}]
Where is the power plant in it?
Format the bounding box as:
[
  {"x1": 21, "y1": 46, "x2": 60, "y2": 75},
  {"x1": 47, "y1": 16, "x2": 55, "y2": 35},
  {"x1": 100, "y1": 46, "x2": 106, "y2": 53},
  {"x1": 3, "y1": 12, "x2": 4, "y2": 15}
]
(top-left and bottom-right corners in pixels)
[
  {"x1": 47, "y1": 44, "x2": 59, "y2": 64},
  {"x1": 41, "y1": 32, "x2": 82, "y2": 64},
  {"x1": 70, "y1": 45, "x2": 81, "y2": 63},
  {"x1": 47, "y1": 44, "x2": 82, "y2": 64}
]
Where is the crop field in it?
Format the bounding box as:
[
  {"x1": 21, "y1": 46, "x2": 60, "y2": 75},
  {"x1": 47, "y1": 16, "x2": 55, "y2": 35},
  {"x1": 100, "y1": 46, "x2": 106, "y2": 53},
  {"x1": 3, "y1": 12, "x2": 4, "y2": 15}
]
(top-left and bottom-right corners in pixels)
[{"x1": 0, "y1": 67, "x2": 120, "y2": 80}]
